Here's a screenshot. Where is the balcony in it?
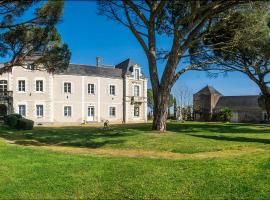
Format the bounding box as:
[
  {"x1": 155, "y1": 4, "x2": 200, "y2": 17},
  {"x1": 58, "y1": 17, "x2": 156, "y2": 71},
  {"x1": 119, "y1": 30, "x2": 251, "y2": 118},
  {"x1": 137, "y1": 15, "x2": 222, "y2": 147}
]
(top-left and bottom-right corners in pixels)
[
  {"x1": 0, "y1": 91, "x2": 13, "y2": 99},
  {"x1": 131, "y1": 96, "x2": 145, "y2": 104}
]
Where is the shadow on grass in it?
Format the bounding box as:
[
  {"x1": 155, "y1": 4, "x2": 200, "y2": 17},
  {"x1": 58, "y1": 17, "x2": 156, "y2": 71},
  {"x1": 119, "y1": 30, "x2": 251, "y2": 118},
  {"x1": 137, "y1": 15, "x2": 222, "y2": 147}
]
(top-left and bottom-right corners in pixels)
[
  {"x1": 0, "y1": 126, "x2": 134, "y2": 148},
  {"x1": 188, "y1": 134, "x2": 270, "y2": 144},
  {"x1": 165, "y1": 123, "x2": 270, "y2": 134},
  {"x1": 0, "y1": 122, "x2": 269, "y2": 149},
  {"x1": 120, "y1": 122, "x2": 270, "y2": 134}
]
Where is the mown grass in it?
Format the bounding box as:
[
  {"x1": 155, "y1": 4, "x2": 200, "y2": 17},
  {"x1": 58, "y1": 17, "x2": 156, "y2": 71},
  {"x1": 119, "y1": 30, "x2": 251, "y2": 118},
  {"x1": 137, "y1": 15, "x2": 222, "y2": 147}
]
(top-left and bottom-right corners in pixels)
[{"x1": 0, "y1": 122, "x2": 270, "y2": 199}]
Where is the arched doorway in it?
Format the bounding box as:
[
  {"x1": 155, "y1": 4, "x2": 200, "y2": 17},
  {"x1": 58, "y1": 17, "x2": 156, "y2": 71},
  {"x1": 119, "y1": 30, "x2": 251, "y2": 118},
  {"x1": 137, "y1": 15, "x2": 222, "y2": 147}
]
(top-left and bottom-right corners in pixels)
[{"x1": 0, "y1": 104, "x2": 7, "y2": 118}]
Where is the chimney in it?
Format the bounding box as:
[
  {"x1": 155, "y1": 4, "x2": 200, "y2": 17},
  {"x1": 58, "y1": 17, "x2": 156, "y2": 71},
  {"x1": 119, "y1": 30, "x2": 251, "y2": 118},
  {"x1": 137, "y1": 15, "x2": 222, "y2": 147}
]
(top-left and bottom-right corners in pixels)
[{"x1": 96, "y1": 57, "x2": 101, "y2": 67}]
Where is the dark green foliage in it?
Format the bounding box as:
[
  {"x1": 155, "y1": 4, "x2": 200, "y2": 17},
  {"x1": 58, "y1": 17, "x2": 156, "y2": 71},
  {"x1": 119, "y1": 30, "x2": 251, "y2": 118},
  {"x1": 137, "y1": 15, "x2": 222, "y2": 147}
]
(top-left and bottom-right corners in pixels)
[
  {"x1": 4, "y1": 114, "x2": 22, "y2": 127},
  {"x1": 215, "y1": 107, "x2": 233, "y2": 122},
  {"x1": 15, "y1": 118, "x2": 34, "y2": 130},
  {"x1": 4, "y1": 114, "x2": 33, "y2": 130},
  {"x1": 0, "y1": 0, "x2": 70, "y2": 73}
]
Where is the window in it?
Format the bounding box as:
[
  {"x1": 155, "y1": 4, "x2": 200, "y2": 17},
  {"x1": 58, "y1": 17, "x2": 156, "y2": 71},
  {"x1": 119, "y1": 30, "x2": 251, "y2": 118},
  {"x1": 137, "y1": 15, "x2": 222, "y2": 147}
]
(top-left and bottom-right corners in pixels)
[
  {"x1": 134, "y1": 85, "x2": 140, "y2": 96},
  {"x1": 36, "y1": 80, "x2": 43, "y2": 92},
  {"x1": 64, "y1": 82, "x2": 71, "y2": 93},
  {"x1": 134, "y1": 106, "x2": 140, "y2": 117},
  {"x1": 88, "y1": 84, "x2": 95, "y2": 94},
  {"x1": 64, "y1": 106, "x2": 72, "y2": 117},
  {"x1": 109, "y1": 107, "x2": 116, "y2": 117},
  {"x1": 110, "y1": 85, "x2": 116, "y2": 95},
  {"x1": 18, "y1": 80, "x2": 25, "y2": 92},
  {"x1": 0, "y1": 80, "x2": 7, "y2": 92},
  {"x1": 18, "y1": 105, "x2": 26, "y2": 117},
  {"x1": 36, "y1": 105, "x2": 44, "y2": 117},
  {"x1": 135, "y1": 69, "x2": 139, "y2": 80}
]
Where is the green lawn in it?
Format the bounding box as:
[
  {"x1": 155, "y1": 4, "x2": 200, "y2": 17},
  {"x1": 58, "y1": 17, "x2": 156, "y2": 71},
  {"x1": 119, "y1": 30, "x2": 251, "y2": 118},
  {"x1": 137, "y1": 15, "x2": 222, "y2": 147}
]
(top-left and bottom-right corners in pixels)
[{"x1": 0, "y1": 122, "x2": 270, "y2": 199}]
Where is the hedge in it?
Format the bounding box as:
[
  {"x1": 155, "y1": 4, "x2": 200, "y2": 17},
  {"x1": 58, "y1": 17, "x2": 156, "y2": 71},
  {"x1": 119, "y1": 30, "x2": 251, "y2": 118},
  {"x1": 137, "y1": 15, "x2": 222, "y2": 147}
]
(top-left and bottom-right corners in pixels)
[
  {"x1": 15, "y1": 118, "x2": 34, "y2": 130},
  {"x1": 4, "y1": 114, "x2": 34, "y2": 130}
]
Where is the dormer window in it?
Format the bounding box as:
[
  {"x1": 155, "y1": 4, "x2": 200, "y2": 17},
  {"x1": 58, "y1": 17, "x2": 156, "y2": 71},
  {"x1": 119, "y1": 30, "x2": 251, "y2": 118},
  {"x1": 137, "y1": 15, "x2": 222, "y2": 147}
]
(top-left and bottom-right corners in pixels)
[{"x1": 135, "y1": 69, "x2": 139, "y2": 80}]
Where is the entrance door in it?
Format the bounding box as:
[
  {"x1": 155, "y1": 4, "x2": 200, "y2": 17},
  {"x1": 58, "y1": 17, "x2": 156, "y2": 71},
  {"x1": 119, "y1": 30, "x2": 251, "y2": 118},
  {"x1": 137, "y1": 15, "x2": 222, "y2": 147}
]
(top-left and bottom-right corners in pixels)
[{"x1": 87, "y1": 106, "x2": 95, "y2": 121}]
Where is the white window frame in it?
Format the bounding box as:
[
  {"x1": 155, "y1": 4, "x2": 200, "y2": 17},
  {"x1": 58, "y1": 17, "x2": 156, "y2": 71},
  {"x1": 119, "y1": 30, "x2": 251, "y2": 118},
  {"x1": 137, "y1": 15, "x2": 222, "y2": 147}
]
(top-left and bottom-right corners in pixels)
[
  {"x1": 88, "y1": 106, "x2": 95, "y2": 117},
  {"x1": 64, "y1": 106, "x2": 72, "y2": 117},
  {"x1": 109, "y1": 106, "x2": 116, "y2": 117},
  {"x1": 18, "y1": 80, "x2": 26, "y2": 92},
  {"x1": 134, "y1": 68, "x2": 140, "y2": 80},
  {"x1": 18, "y1": 105, "x2": 26, "y2": 117},
  {"x1": 36, "y1": 104, "x2": 44, "y2": 118},
  {"x1": 35, "y1": 80, "x2": 44, "y2": 92},
  {"x1": 0, "y1": 80, "x2": 8, "y2": 92},
  {"x1": 88, "y1": 83, "x2": 95, "y2": 95},
  {"x1": 134, "y1": 105, "x2": 140, "y2": 117},
  {"x1": 109, "y1": 85, "x2": 116, "y2": 96},
  {"x1": 63, "y1": 82, "x2": 72, "y2": 94},
  {"x1": 134, "y1": 85, "x2": 140, "y2": 97}
]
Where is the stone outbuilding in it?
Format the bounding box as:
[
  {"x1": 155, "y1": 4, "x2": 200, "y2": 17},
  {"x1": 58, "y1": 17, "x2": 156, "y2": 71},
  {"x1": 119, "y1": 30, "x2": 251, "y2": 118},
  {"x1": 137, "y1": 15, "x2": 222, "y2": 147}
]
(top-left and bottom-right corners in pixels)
[{"x1": 193, "y1": 85, "x2": 266, "y2": 123}]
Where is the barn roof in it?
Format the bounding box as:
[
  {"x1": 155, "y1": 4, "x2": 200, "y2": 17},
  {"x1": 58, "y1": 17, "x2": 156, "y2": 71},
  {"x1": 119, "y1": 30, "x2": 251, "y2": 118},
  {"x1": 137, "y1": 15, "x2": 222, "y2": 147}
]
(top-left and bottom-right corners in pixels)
[
  {"x1": 195, "y1": 85, "x2": 223, "y2": 96},
  {"x1": 215, "y1": 95, "x2": 262, "y2": 111}
]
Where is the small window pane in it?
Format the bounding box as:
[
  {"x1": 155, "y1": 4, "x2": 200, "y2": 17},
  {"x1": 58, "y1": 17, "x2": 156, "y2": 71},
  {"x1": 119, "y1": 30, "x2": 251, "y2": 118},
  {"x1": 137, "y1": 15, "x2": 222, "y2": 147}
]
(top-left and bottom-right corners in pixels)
[
  {"x1": 36, "y1": 105, "x2": 44, "y2": 117},
  {"x1": 18, "y1": 105, "x2": 26, "y2": 117},
  {"x1": 110, "y1": 85, "x2": 115, "y2": 95},
  {"x1": 109, "y1": 107, "x2": 116, "y2": 117},
  {"x1": 64, "y1": 106, "x2": 72, "y2": 117},
  {"x1": 135, "y1": 69, "x2": 139, "y2": 80},
  {"x1": 88, "y1": 84, "x2": 95, "y2": 94},
  {"x1": 36, "y1": 80, "x2": 43, "y2": 92},
  {"x1": 64, "y1": 82, "x2": 71, "y2": 93},
  {"x1": 0, "y1": 80, "x2": 7, "y2": 92},
  {"x1": 134, "y1": 106, "x2": 140, "y2": 117},
  {"x1": 18, "y1": 80, "x2": 25, "y2": 92},
  {"x1": 134, "y1": 85, "x2": 139, "y2": 96}
]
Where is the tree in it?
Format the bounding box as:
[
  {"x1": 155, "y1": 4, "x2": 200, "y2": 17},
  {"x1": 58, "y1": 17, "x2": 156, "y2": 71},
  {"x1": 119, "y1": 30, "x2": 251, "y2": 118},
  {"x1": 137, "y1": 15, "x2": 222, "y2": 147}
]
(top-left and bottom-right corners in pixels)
[
  {"x1": 0, "y1": 0, "x2": 70, "y2": 73},
  {"x1": 198, "y1": 3, "x2": 270, "y2": 119},
  {"x1": 97, "y1": 0, "x2": 243, "y2": 131}
]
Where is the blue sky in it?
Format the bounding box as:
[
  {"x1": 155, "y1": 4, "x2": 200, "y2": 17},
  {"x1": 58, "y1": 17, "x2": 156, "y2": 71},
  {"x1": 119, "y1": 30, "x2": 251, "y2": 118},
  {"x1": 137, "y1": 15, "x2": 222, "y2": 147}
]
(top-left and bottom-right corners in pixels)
[{"x1": 57, "y1": 1, "x2": 260, "y2": 96}]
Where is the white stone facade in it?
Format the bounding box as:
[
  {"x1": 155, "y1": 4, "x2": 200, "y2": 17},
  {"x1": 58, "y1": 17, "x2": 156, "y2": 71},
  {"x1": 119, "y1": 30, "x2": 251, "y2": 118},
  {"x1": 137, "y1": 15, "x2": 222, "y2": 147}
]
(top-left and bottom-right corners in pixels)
[{"x1": 0, "y1": 62, "x2": 147, "y2": 125}]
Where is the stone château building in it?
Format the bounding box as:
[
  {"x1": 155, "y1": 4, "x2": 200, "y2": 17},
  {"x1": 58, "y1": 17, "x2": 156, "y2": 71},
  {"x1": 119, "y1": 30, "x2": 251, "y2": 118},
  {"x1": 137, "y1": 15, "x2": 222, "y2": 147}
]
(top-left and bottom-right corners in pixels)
[{"x1": 0, "y1": 57, "x2": 147, "y2": 125}]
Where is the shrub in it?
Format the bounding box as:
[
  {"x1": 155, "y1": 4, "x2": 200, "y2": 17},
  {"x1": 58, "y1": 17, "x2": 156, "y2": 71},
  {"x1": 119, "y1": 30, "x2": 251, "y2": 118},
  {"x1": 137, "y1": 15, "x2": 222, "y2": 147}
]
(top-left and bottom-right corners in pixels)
[
  {"x1": 15, "y1": 118, "x2": 34, "y2": 130},
  {"x1": 4, "y1": 114, "x2": 22, "y2": 127},
  {"x1": 218, "y1": 107, "x2": 233, "y2": 122}
]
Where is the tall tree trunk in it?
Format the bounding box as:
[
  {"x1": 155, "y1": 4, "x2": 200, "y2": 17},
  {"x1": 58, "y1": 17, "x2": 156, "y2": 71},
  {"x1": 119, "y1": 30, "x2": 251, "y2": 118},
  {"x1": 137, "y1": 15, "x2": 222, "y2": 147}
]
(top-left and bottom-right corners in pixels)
[
  {"x1": 259, "y1": 84, "x2": 270, "y2": 120},
  {"x1": 152, "y1": 88, "x2": 171, "y2": 131}
]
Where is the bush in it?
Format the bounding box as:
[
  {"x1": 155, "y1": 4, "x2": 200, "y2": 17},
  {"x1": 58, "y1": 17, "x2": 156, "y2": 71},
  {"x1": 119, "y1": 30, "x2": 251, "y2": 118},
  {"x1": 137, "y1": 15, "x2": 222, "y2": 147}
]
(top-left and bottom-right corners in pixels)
[
  {"x1": 15, "y1": 118, "x2": 34, "y2": 130},
  {"x1": 4, "y1": 114, "x2": 33, "y2": 130},
  {"x1": 218, "y1": 107, "x2": 233, "y2": 122},
  {"x1": 4, "y1": 114, "x2": 22, "y2": 127}
]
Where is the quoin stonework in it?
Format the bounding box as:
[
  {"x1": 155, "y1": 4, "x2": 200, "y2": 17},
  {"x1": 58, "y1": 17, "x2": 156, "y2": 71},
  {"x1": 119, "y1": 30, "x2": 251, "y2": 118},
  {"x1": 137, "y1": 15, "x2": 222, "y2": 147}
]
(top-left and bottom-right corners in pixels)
[
  {"x1": 193, "y1": 85, "x2": 267, "y2": 123},
  {"x1": 0, "y1": 58, "x2": 147, "y2": 125}
]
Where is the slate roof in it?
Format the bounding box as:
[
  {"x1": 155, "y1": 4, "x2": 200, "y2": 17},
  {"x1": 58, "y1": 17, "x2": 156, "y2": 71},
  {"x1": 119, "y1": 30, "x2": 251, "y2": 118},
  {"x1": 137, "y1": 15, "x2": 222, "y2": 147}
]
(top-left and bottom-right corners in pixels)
[
  {"x1": 55, "y1": 64, "x2": 123, "y2": 78},
  {"x1": 55, "y1": 57, "x2": 147, "y2": 79},
  {"x1": 195, "y1": 85, "x2": 223, "y2": 96},
  {"x1": 215, "y1": 95, "x2": 261, "y2": 111},
  {"x1": 115, "y1": 58, "x2": 134, "y2": 75}
]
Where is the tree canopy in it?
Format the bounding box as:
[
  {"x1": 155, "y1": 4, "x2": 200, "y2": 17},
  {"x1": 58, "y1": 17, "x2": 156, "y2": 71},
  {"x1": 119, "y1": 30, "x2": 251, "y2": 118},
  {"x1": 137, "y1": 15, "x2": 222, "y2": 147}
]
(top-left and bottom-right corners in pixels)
[
  {"x1": 198, "y1": 2, "x2": 270, "y2": 116},
  {"x1": 0, "y1": 0, "x2": 70, "y2": 73},
  {"x1": 97, "y1": 0, "x2": 244, "y2": 131}
]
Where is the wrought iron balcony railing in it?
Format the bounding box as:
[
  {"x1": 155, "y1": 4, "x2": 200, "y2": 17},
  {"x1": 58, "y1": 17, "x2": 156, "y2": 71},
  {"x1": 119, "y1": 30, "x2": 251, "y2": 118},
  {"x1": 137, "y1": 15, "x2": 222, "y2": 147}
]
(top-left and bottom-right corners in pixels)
[{"x1": 0, "y1": 91, "x2": 13, "y2": 98}]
